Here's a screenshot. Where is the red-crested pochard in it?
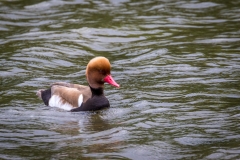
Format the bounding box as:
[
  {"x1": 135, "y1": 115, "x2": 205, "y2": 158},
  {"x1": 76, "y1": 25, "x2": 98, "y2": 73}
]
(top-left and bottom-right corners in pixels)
[{"x1": 36, "y1": 56, "x2": 120, "y2": 111}]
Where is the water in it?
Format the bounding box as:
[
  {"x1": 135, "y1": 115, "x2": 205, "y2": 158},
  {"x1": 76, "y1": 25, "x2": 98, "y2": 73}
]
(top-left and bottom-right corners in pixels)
[{"x1": 1, "y1": 0, "x2": 240, "y2": 159}]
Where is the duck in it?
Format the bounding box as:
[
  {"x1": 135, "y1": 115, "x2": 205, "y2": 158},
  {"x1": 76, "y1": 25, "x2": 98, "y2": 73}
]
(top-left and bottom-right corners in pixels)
[{"x1": 36, "y1": 56, "x2": 120, "y2": 111}]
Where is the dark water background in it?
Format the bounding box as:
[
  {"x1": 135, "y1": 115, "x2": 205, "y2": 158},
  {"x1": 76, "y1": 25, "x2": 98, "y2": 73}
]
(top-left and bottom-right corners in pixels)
[{"x1": 1, "y1": 0, "x2": 240, "y2": 159}]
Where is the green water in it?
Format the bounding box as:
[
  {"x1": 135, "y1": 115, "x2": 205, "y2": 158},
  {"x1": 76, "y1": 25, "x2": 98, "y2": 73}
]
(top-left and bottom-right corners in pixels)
[{"x1": 1, "y1": 0, "x2": 240, "y2": 159}]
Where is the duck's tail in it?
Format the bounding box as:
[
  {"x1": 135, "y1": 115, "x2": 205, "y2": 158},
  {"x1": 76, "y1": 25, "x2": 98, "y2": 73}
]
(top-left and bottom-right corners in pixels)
[{"x1": 36, "y1": 89, "x2": 51, "y2": 106}]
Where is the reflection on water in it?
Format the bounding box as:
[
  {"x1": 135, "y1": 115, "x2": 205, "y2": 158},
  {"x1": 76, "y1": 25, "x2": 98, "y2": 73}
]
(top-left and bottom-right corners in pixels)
[{"x1": 1, "y1": 0, "x2": 240, "y2": 159}]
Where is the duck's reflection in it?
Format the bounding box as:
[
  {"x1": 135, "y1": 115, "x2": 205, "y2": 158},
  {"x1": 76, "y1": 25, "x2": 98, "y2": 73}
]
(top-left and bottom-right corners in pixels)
[{"x1": 49, "y1": 111, "x2": 126, "y2": 158}]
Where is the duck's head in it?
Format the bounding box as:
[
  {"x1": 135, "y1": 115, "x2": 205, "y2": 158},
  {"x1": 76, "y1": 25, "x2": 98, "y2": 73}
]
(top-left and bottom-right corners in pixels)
[{"x1": 86, "y1": 57, "x2": 120, "y2": 89}]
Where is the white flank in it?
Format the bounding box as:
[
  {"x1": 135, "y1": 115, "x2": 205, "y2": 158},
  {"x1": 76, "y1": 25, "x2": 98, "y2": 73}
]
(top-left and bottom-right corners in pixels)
[
  {"x1": 49, "y1": 95, "x2": 73, "y2": 111},
  {"x1": 78, "y1": 94, "x2": 83, "y2": 107}
]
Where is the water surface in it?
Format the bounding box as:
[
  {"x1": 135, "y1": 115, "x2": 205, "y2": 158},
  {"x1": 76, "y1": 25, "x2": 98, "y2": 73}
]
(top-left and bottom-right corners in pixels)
[{"x1": 1, "y1": 0, "x2": 240, "y2": 159}]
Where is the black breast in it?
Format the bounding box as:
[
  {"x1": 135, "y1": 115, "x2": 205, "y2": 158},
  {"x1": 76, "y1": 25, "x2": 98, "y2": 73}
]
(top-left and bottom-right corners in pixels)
[{"x1": 71, "y1": 86, "x2": 110, "y2": 112}]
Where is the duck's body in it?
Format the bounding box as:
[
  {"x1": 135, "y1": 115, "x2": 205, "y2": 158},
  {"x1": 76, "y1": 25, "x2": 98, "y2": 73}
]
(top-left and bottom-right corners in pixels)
[{"x1": 36, "y1": 57, "x2": 119, "y2": 111}]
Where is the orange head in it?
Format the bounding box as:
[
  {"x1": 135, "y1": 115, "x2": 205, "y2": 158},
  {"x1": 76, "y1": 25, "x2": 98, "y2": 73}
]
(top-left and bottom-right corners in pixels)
[{"x1": 86, "y1": 57, "x2": 120, "y2": 88}]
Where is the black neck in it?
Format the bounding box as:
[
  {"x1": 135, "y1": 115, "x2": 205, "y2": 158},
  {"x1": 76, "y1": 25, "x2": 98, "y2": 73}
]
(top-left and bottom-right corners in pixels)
[{"x1": 90, "y1": 86, "x2": 104, "y2": 96}]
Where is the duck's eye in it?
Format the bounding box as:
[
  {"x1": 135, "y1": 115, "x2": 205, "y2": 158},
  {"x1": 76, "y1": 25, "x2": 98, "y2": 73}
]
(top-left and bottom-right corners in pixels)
[{"x1": 99, "y1": 70, "x2": 106, "y2": 75}]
